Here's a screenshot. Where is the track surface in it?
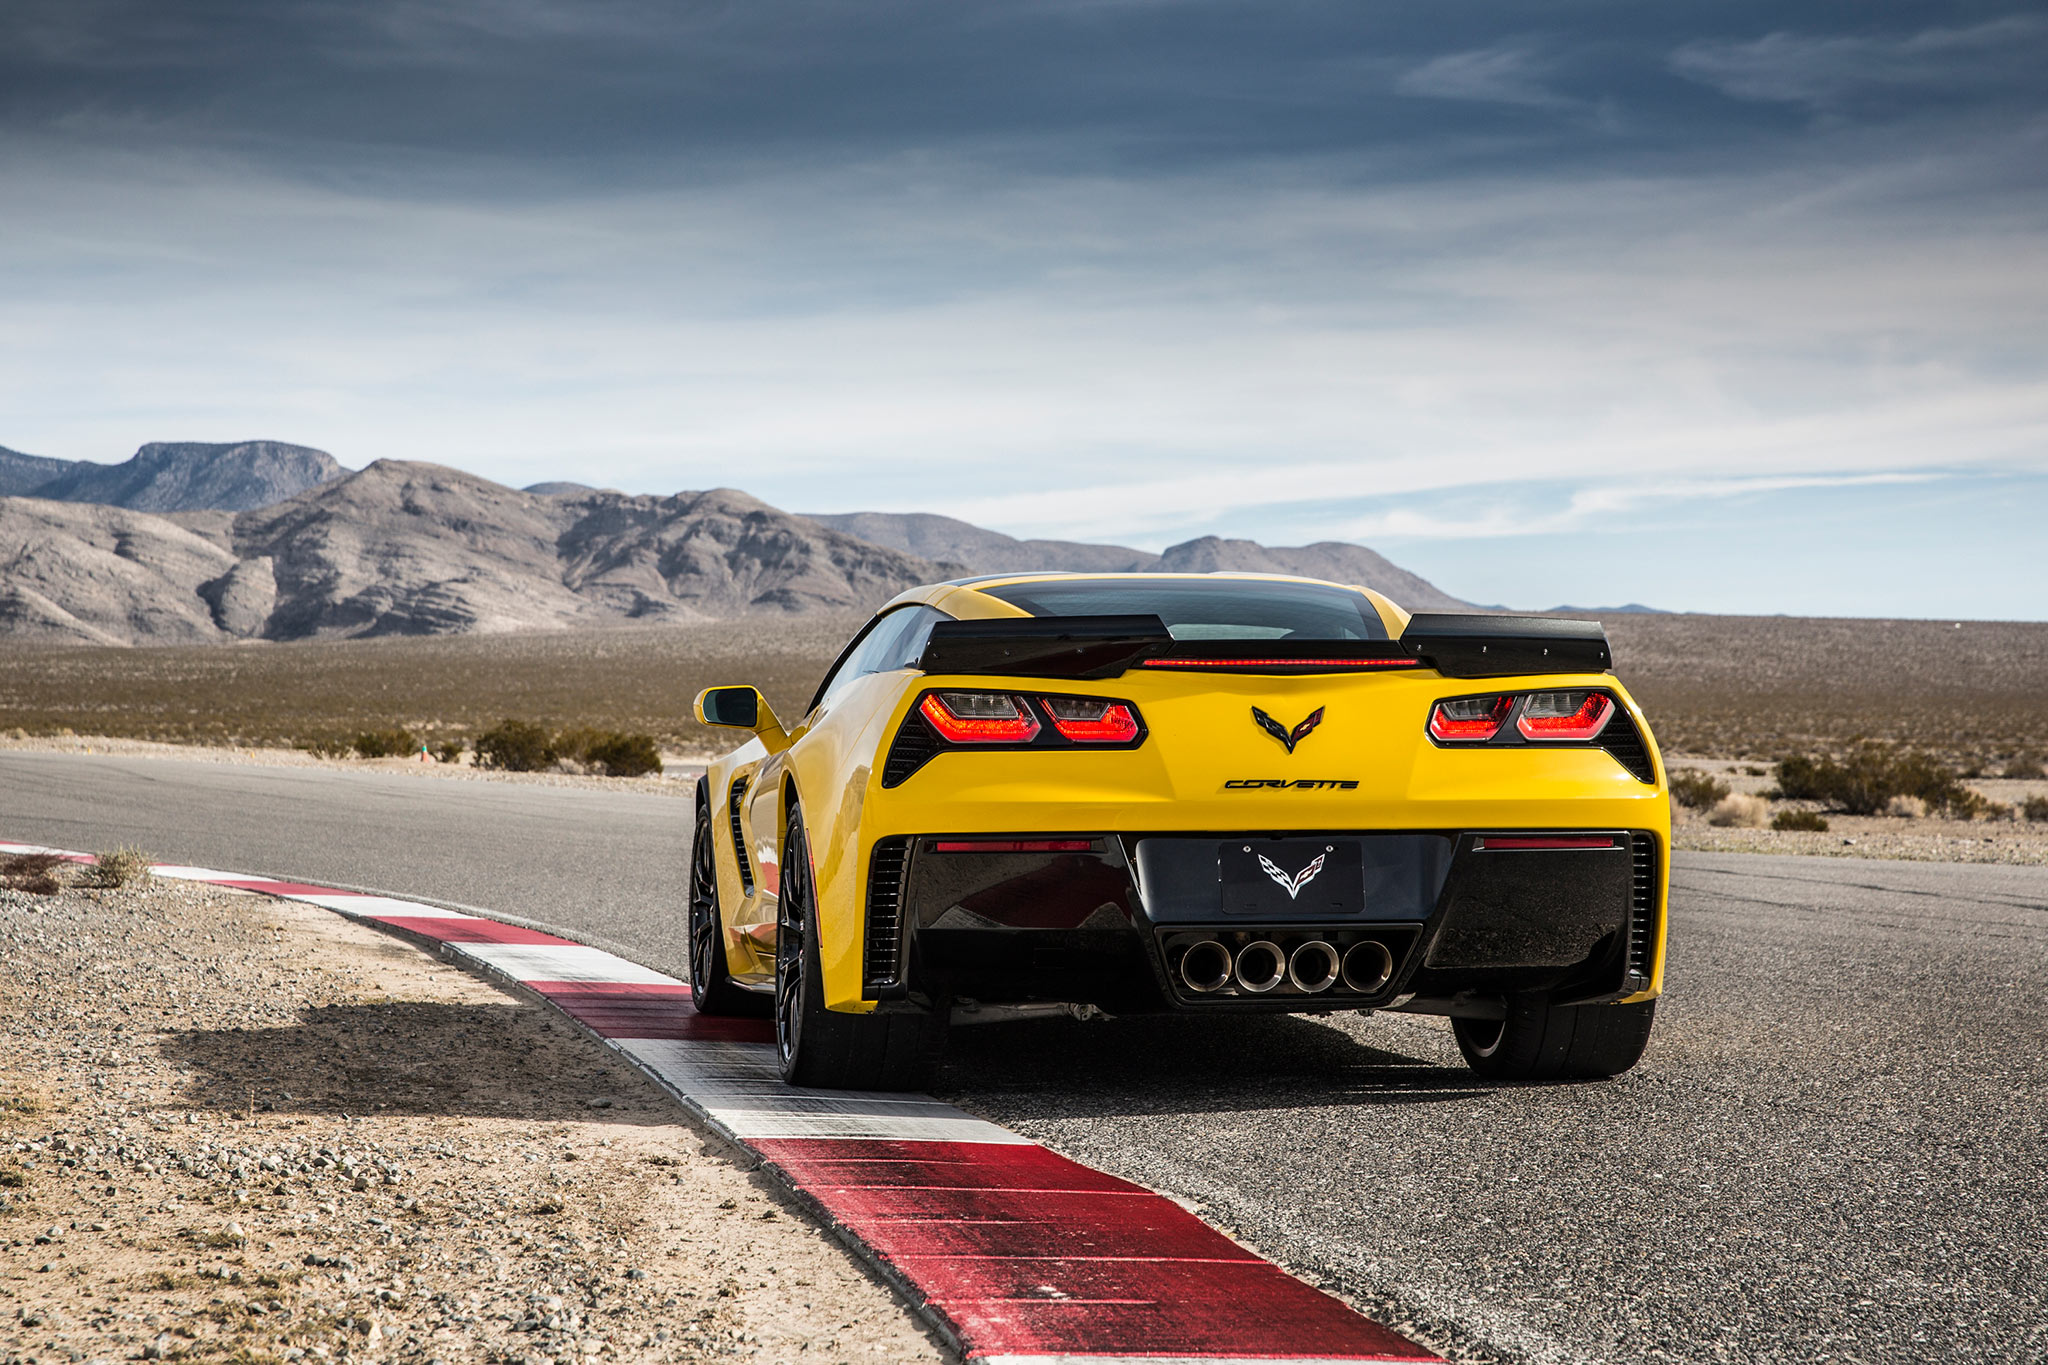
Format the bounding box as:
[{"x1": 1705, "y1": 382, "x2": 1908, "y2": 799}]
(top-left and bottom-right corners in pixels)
[{"x1": 6, "y1": 750, "x2": 2045, "y2": 1363}]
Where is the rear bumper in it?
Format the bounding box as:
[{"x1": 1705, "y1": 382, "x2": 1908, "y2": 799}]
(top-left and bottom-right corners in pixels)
[{"x1": 864, "y1": 830, "x2": 1663, "y2": 1015}]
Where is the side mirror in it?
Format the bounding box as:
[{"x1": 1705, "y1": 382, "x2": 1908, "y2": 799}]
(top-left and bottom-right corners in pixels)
[
  {"x1": 696, "y1": 685, "x2": 763, "y2": 729},
  {"x1": 694, "y1": 686, "x2": 789, "y2": 751}
]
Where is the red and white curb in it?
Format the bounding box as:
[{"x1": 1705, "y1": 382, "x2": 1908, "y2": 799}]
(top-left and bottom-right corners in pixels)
[{"x1": 4, "y1": 839, "x2": 1440, "y2": 1365}]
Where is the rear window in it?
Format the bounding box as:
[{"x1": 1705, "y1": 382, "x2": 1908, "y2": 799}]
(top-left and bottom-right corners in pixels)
[{"x1": 980, "y1": 577, "x2": 1389, "y2": 641}]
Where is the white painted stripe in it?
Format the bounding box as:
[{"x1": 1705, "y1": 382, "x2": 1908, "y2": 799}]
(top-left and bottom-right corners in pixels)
[
  {"x1": 0, "y1": 841, "x2": 82, "y2": 857},
  {"x1": 454, "y1": 941, "x2": 681, "y2": 985},
  {"x1": 615, "y1": 1038, "x2": 1034, "y2": 1145},
  {"x1": 149, "y1": 864, "x2": 267, "y2": 883}
]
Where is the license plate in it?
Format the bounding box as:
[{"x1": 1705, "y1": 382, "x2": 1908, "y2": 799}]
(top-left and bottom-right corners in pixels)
[{"x1": 1218, "y1": 839, "x2": 1364, "y2": 917}]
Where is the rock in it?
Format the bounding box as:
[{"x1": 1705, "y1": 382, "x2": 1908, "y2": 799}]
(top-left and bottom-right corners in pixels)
[{"x1": 30, "y1": 441, "x2": 345, "y2": 513}]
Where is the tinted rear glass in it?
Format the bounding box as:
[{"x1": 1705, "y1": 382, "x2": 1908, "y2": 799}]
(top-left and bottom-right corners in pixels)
[{"x1": 981, "y1": 578, "x2": 1389, "y2": 641}]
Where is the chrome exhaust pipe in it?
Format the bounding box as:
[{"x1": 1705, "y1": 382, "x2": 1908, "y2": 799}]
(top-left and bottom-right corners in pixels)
[
  {"x1": 1233, "y1": 940, "x2": 1286, "y2": 994},
  {"x1": 1179, "y1": 939, "x2": 1234, "y2": 994},
  {"x1": 1341, "y1": 940, "x2": 1394, "y2": 993},
  {"x1": 1288, "y1": 940, "x2": 1340, "y2": 994}
]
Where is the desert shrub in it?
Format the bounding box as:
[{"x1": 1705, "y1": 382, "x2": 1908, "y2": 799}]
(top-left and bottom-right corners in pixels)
[
  {"x1": 0, "y1": 851, "x2": 66, "y2": 896},
  {"x1": 1775, "y1": 747, "x2": 1983, "y2": 817},
  {"x1": 555, "y1": 726, "x2": 663, "y2": 777},
  {"x1": 297, "y1": 736, "x2": 351, "y2": 759},
  {"x1": 431, "y1": 739, "x2": 465, "y2": 764},
  {"x1": 1708, "y1": 793, "x2": 1769, "y2": 828},
  {"x1": 585, "y1": 731, "x2": 662, "y2": 778},
  {"x1": 350, "y1": 727, "x2": 416, "y2": 759},
  {"x1": 473, "y1": 718, "x2": 556, "y2": 772},
  {"x1": 90, "y1": 847, "x2": 153, "y2": 888},
  {"x1": 1884, "y1": 794, "x2": 1927, "y2": 820},
  {"x1": 2023, "y1": 795, "x2": 2048, "y2": 822},
  {"x1": 1669, "y1": 770, "x2": 1731, "y2": 809},
  {"x1": 1772, "y1": 809, "x2": 1829, "y2": 832},
  {"x1": 2001, "y1": 755, "x2": 2046, "y2": 779}
]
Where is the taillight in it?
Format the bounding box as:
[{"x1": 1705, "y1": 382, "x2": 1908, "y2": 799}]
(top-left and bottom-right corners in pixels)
[
  {"x1": 1429, "y1": 695, "x2": 1513, "y2": 742},
  {"x1": 1516, "y1": 691, "x2": 1614, "y2": 741},
  {"x1": 1041, "y1": 696, "x2": 1141, "y2": 743},
  {"x1": 919, "y1": 691, "x2": 1040, "y2": 744}
]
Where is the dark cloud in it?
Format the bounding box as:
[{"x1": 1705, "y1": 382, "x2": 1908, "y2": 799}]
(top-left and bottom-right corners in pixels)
[{"x1": 5, "y1": 1, "x2": 2042, "y2": 189}]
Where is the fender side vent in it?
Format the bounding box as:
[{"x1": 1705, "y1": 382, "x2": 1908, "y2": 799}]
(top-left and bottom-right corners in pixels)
[
  {"x1": 1601, "y1": 711, "x2": 1656, "y2": 783},
  {"x1": 728, "y1": 778, "x2": 754, "y2": 895},
  {"x1": 882, "y1": 712, "x2": 942, "y2": 788},
  {"x1": 863, "y1": 837, "x2": 912, "y2": 995},
  {"x1": 1626, "y1": 833, "x2": 1659, "y2": 988}
]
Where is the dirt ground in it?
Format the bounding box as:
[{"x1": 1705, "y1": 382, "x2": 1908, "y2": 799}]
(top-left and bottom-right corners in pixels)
[
  {"x1": 1664, "y1": 756, "x2": 2048, "y2": 865},
  {"x1": 0, "y1": 733, "x2": 705, "y2": 796},
  {"x1": 0, "y1": 871, "x2": 944, "y2": 1365}
]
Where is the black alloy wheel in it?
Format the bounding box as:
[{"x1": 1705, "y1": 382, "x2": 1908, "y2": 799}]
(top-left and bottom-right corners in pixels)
[
  {"x1": 774, "y1": 800, "x2": 940, "y2": 1090},
  {"x1": 773, "y1": 807, "x2": 814, "y2": 1076},
  {"x1": 688, "y1": 778, "x2": 767, "y2": 1017}
]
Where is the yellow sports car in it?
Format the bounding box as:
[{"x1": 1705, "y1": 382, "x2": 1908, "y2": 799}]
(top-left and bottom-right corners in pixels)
[{"x1": 690, "y1": 572, "x2": 1668, "y2": 1090}]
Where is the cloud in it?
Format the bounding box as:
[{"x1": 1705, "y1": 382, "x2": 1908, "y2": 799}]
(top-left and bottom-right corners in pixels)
[
  {"x1": 1672, "y1": 16, "x2": 2048, "y2": 116},
  {"x1": 1394, "y1": 43, "x2": 1574, "y2": 110},
  {"x1": 1332, "y1": 473, "x2": 1944, "y2": 544}
]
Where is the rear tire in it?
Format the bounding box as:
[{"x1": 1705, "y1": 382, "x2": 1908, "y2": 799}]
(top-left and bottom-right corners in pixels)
[
  {"x1": 688, "y1": 778, "x2": 768, "y2": 1017},
  {"x1": 775, "y1": 802, "x2": 937, "y2": 1090},
  {"x1": 1453, "y1": 996, "x2": 1656, "y2": 1081}
]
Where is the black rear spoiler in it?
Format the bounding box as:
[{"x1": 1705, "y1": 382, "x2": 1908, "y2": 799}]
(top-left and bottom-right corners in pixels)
[
  {"x1": 1398, "y1": 614, "x2": 1611, "y2": 678},
  {"x1": 918, "y1": 615, "x2": 1172, "y2": 679},
  {"x1": 917, "y1": 611, "x2": 1612, "y2": 680}
]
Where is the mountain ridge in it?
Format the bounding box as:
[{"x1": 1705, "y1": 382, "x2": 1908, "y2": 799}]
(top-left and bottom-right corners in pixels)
[
  {"x1": 0, "y1": 440, "x2": 346, "y2": 512},
  {"x1": 0, "y1": 445, "x2": 1488, "y2": 645}
]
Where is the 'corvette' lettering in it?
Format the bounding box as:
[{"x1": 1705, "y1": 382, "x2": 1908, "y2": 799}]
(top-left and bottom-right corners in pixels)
[{"x1": 1224, "y1": 778, "x2": 1360, "y2": 790}]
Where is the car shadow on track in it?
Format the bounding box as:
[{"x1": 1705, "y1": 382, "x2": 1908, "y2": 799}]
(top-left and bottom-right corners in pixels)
[
  {"x1": 159, "y1": 1001, "x2": 676, "y2": 1124},
  {"x1": 933, "y1": 1012, "x2": 1494, "y2": 1118}
]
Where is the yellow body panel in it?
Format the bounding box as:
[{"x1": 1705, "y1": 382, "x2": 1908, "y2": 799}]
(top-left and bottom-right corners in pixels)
[{"x1": 700, "y1": 574, "x2": 1672, "y2": 1015}]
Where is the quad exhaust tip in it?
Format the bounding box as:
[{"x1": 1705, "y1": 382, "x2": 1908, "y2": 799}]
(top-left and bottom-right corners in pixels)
[
  {"x1": 1180, "y1": 939, "x2": 1234, "y2": 993},
  {"x1": 1233, "y1": 940, "x2": 1287, "y2": 993},
  {"x1": 1341, "y1": 940, "x2": 1394, "y2": 993},
  {"x1": 1287, "y1": 940, "x2": 1340, "y2": 994}
]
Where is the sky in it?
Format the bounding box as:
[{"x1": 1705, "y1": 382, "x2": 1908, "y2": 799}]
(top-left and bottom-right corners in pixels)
[{"x1": 2, "y1": 1, "x2": 2044, "y2": 618}]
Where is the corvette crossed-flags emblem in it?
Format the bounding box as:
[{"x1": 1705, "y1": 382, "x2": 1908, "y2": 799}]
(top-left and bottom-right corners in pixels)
[
  {"x1": 1257, "y1": 851, "x2": 1327, "y2": 899},
  {"x1": 1252, "y1": 705, "x2": 1325, "y2": 753}
]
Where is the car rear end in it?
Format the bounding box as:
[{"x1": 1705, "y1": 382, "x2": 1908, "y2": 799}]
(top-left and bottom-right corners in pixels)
[{"x1": 848, "y1": 576, "x2": 1668, "y2": 1035}]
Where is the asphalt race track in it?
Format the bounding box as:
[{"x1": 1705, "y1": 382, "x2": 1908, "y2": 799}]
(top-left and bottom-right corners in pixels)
[{"x1": 5, "y1": 750, "x2": 2044, "y2": 1364}]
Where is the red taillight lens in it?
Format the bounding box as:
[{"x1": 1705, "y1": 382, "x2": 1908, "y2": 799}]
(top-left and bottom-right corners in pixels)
[
  {"x1": 932, "y1": 839, "x2": 1094, "y2": 853},
  {"x1": 1429, "y1": 695, "x2": 1513, "y2": 742},
  {"x1": 1515, "y1": 691, "x2": 1615, "y2": 741},
  {"x1": 1040, "y1": 696, "x2": 1141, "y2": 743},
  {"x1": 920, "y1": 691, "x2": 1041, "y2": 744}
]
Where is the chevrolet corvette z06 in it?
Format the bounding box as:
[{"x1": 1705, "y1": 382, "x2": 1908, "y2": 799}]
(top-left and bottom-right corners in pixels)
[{"x1": 689, "y1": 573, "x2": 1668, "y2": 1090}]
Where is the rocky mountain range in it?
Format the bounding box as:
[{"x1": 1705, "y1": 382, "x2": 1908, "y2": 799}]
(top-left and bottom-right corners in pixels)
[
  {"x1": 805, "y1": 511, "x2": 1473, "y2": 612},
  {"x1": 0, "y1": 440, "x2": 344, "y2": 512},
  {"x1": 0, "y1": 441, "x2": 1477, "y2": 645}
]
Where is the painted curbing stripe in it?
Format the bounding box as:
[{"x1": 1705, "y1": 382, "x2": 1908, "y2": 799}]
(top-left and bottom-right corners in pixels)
[{"x1": 0, "y1": 838, "x2": 1439, "y2": 1364}]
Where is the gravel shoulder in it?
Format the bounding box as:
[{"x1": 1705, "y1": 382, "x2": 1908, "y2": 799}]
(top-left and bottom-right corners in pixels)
[
  {"x1": 0, "y1": 871, "x2": 943, "y2": 1365},
  {"x1": 0, "y1": 735, "x2": 706, "y2": 798},
  {"x1": 1664, "y1": 755, "x2": 2048, "y2": 865}
]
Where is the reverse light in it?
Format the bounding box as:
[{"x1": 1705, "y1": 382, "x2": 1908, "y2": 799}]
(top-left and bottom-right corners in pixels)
[
  {"x1": 1041, "y1": 696, "x2": 1142, "y2": 743},
  {"x1": 1429, "y1": 695, "x2": 1513, "y2": 742},
  {"x1": 1515, "y1": 691, "x2": 1615, "y2": 741},
  {"x1": 920, "y1": 691, "x2": 1041, "y2": 744}
]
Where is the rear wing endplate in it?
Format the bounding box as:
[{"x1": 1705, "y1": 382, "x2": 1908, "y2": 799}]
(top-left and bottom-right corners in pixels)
[
  {"x1": 917, "y1": 615, "x2": 1171, "y2": 679},
  {"x1": 1399, "y1": 614, "x2": 1611, "y2": 678}
]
